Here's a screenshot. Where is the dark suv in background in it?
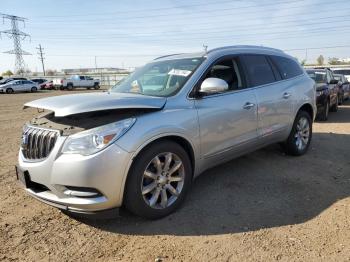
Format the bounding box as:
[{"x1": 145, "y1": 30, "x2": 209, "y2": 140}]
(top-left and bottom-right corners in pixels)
[
  {"x1": 306, "y1": 68, "x2": 339, "y2": 121},
  {"x1": 333, "y1": 74, "x2": 350, "y2": 104}
]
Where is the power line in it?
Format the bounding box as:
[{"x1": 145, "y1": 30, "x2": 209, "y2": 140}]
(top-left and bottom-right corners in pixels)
[
  {"x1": 32, "y1": 16, "x2": 350, "y2": 40},
  {"x1": 36, "y1": 44, "x2": 46, "y2": 76},
  {"x1": 29, "y1": 0, "x2": 336, "y2": 23},
  {"x1": 31, "y1": 23, "x2": 350, "y2": 44},
  {"x1": 0, "y1": 13, "x2": 31, "y2": 74},
  {"x1": 39, "y1": 44, "x2": 350, "y2": 58},
  {"x1": 31, "y1": 0, "x2": 305, "y2": 19},
  {"x1": 29, "y1": 5, "x2": 350, "y2": 33}
]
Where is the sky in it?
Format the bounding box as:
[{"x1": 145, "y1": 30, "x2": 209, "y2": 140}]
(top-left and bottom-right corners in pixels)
[{"x1": 1, "y1": 0, "x2": 350, "y2": 73}]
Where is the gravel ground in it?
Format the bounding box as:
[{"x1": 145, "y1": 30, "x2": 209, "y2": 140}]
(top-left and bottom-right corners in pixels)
[{"x1": 0, "y1": 90, "x2": 349, "y2": 261}]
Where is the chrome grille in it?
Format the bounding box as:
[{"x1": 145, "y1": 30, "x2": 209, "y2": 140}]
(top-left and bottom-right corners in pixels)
[{"x1": 21, "y1": 126, "x2": 59, "y2": 160}]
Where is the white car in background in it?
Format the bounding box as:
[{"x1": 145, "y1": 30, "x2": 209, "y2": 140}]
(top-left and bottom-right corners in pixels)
[{"x1": 0, "y1": 80, "x2": 39, "y2": 93}]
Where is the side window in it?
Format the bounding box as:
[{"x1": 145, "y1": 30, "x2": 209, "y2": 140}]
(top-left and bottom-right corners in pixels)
[
  {"x1": 270, "y1": 56, "x2": 303, "y2": 79},
  {"x1": 79, "y1": 76, "x2": 85, "y2": 80},
  {"x1": 202, "y1": 57, "x2": 243, "y2": 92},
  {"x1": 242, "y1": 55, "x2": 276, "y2": 87}
]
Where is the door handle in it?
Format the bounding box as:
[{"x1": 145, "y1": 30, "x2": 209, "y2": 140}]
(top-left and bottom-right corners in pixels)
[
  {"x1": 283, "y1": 92, "x2": 292, "y2": 99},
  {"x1": 243, "y1": 102, "x2": 255, "y2": 110}
]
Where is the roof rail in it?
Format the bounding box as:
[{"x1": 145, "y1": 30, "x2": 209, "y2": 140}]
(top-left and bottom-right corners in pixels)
[
  {"x1": 208, "y1": 45, "x2": 284, "y2": 54},
  {"x1": 154, "y1": 53, "x2": 184, "y2": 60}
]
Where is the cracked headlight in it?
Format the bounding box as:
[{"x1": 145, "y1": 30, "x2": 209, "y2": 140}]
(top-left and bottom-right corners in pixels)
[{"x1": 61, "y1": 118, "x2": 136, "y2": 155}]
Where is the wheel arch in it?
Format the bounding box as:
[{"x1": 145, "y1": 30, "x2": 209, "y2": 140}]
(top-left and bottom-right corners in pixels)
[
  {"x1": 298, "y1": 103, "x2": 314, "y2": 120},
  {"x1": 119, "y1": 134, "x2": 196, "y2": 205}
]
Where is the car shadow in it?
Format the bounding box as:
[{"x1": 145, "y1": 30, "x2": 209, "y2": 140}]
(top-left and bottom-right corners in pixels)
[{"x1": 74, "y1": 132, "x2": 350, "y2": 236}]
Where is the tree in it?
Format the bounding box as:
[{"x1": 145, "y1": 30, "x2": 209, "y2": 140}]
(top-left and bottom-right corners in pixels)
[
  {"x1": 316, "y1": 55, "x2": 324, "y2": 66},
  {"x1": 328, "y1": 57, "x2": 341, "y2": 65},
  {"x1": 16, "y1": 69, "x2": 26, "y2": 75},
  {"x1": 2, "y1": 70, "x2": 13, "y2": 77},
  {"x1": 46, "y1": 69, "x2": 57, "y2": 76}
]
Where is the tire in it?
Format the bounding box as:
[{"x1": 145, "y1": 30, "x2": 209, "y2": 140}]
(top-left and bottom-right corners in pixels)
[
  {"x1": 67, "y1": 83, "x2": 73, "y2": 90},
  {"x1": 338, "y1": 94, "x2": 343, "y2": 105},
  {"x1": 330, "y1": 96, "x2": 338, "y2": 112},
  {"x1": 94, "y1": 83, "x2": 100, "y2": 90},
  {"x1": 283, "y1": 110, "x2": 312, "y2": 156},
  {"x1": 31, "y1": 86, "x2": 37, "y2": 92},
  {"x1": 124, "y1": 140, "x2": 192, "y2": 219},
  {"x1": 318, "y1": 100, "x2": 329, "y2": 121},
  {"x1": 6, "y1": 88, "x2": 14, "y2": 94}
]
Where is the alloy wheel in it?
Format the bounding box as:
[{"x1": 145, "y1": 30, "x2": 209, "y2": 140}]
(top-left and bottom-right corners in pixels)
[
  {"x1": 294, "y1": 117, "x2": 310, "y2": 151},
  {"x1": 141, "y1": 152, "x2": 185, "y2": 209}
]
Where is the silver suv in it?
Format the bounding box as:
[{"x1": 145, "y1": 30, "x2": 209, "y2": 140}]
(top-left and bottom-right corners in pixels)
[{"x1": 17, "y1": 46, "x2": 316, "y2": 219}]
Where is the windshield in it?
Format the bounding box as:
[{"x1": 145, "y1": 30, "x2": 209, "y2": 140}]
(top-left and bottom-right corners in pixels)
[
  {"x1": 110, "y1": 57, "x2": 204, "y2": 97},
  {"x1": 307, "y1": 71, "x2": 326, "y2": 83},
  {"x1": 334, "y1": 75, "x2": 342, "y2": 81}
]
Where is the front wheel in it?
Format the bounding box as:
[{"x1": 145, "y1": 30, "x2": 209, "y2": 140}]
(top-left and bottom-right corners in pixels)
[
  {"x1": 6, "y1": 88, "x2": 14, "y2": 94},
  {"x1": 318, "y1": 100, "x2": 329, "y2": 121},
  {"x1": 67, "y1": 84, "x2": 73, "y2": 90},
  {"x1": 124, "y1": 140, "x2": 192, "y2": 219},
  {"x1": 330, "y1": 96, "x2": 338, "y2": 112},
  {"x1": 338, "y1": 94, "x2": 344, "y2": 105},
  {"x1": 31, "y1": 86, "x2": 37, "y2": 92},
  {"x1": 283, "y1": 110, "x2": 312, "y2": 156}
]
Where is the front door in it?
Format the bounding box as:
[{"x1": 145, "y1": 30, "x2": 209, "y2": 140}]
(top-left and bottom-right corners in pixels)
[{"x1": 194, "y1": 57, "x2": 258, "y2": 160}]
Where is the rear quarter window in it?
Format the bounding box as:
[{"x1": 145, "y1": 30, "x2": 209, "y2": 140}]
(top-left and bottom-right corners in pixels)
[{"x1": 270, "y1": 56, "x2": 303, "y2": 79}]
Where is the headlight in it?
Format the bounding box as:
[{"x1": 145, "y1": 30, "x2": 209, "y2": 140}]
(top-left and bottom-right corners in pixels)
[{"x1": 61, "y1": 118, "x2": 136, "y2": 155}]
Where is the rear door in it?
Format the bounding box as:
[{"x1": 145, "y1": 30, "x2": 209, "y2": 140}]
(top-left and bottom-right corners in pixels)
[
  {"x1": 194, "y1": 56, "x2": 258, "y2": 160},
  {"x1": 23, "y1": 80, "x2": 32, "y2": 91},
  {"x1": 326, "y1": 69, "x2": 338, "y2": 105},
  {"x1": 241, "y1": 54, "x2": 294, "y2": 140}
]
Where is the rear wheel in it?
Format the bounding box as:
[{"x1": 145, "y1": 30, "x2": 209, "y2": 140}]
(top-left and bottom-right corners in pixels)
[
  {"x1": 318, "y1": 100, "x2": 329, "y2": 121},
  {"x1": 94, "y1": 83, "x2": 100, "y2": 90},
  {"x1": 283, "y1": 110, "x2": 312, "y2": 156},
  {"x1": 124, "y1": 140, "x2": 192, "y2": 219},
  {"x1": 31, "y1": 86, "x2": 37, "y2": 92},
  {"x1": 6, "y1": 88, "x2": 14, "y2": 94}
]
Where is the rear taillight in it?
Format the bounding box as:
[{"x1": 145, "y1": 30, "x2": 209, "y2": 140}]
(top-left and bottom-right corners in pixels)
[{"x1": 60, "y1": 79, "x2": 63, "y2": 84}]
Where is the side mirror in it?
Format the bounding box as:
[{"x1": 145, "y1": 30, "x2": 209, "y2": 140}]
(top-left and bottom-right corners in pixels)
[
  {"x1": 199, "y1": 77, "x2": 228, "y2": 94},
  {"x1": 338, "y1": 81, "x2": 343, "y2": 86},
  {"x1": 329, "y1": 79, "x2": 339, "y2": 85}
]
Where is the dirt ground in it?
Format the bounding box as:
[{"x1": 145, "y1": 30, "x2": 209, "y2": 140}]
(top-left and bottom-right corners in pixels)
[{"x1": 0, "y1": 90, "x2": 349, "y2": 262}]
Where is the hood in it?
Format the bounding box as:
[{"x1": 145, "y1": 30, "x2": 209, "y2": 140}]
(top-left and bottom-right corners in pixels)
[{"x1": 24, "y1": 92, "x2": 167, "y2": 117}]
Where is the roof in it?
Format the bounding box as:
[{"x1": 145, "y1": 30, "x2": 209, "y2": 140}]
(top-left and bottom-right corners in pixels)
[{"x1": 154, "y1": 45, "x2": 285, "y2": 61}]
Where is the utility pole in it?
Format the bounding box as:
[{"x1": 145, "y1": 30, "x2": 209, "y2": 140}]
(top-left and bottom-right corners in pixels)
[
  {"x1": 36, "y1": 44, "x2": 45, "y2": 76},
  {"x1": 0, "y1": 13, "x2": 31, "y2": 75}
]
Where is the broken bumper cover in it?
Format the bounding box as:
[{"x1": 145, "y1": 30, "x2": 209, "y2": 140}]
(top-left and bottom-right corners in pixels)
[{"x1": 17, "y1": 138, "x2": 133, "y2": 213}]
